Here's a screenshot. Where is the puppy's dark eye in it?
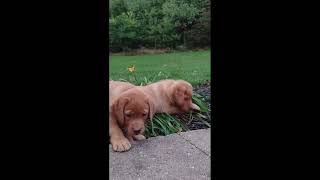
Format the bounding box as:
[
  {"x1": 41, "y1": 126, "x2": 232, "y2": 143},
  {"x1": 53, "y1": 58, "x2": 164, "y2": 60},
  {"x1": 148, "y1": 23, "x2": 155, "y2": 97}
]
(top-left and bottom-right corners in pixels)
[
  {"x1": 142, "y1": 113, "x2": 147, "y2": 116},
  {"x1": 184, "y1": 97, "x2": 189, "y2": 101},
  {"x1": 125, "y1": 114, "x2": 131, "y2": 117}
]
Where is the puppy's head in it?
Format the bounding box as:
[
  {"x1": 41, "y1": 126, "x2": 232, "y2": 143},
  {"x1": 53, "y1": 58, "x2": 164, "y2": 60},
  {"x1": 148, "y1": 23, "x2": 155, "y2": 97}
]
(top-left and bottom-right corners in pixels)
[
  {"x1": 111, "y1": 89, "x2": 154, "y2": 137},
  {"x1": 169, "y1": 80, "x2": 200, "y2": 113}
]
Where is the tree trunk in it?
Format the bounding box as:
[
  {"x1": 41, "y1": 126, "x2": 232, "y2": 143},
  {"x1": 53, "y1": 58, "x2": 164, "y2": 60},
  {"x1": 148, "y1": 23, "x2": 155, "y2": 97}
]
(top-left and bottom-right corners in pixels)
[{"x1": 183, "y1": 31, "x2": 187, "y2": 48}]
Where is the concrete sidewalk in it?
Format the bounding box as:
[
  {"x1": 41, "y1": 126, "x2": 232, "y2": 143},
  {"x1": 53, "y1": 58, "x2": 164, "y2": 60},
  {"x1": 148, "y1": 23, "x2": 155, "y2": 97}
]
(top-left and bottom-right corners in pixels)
[{"x1": 109, "y1": 128, "x2": 211, "y2": 180}]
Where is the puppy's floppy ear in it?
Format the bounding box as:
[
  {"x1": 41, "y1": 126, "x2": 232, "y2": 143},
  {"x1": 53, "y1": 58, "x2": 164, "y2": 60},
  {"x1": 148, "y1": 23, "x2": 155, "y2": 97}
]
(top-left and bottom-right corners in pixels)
[
  {"x1": 111, "y1": 97, "x2": 129, "y2": 127},
  {"x1": 171, "y1": 84, "x2": 186, "y2": 105},
  {"x1": 147, "y1": 99, "x2": 155, "y2": 121},
  {"x1": 168, "y1": 83, "x2": 181, "y2": 103}
]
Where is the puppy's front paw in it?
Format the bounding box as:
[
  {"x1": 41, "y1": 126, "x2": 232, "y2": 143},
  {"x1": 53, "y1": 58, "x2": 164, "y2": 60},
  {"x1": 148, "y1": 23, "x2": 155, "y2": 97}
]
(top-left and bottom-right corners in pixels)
[
  {"x1": 127, "y1": 136, "x2": 135, "y2": 144},
  {"x1": 133, "y1": 134, "x2": 146, "y2": 141},
  {"x1": 111, "y1": 137, "x2": 131, "y2": 152}
]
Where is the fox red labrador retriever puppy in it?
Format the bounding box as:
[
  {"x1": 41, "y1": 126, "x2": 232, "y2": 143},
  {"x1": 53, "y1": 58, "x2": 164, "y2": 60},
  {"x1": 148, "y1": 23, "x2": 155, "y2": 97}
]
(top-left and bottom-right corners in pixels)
[
  {"x1": 136, "y1": 79, "x2": 200, "y2": 114},
  {"x1": 109, "y1": 81, "x2": 154, "y2": 152}
]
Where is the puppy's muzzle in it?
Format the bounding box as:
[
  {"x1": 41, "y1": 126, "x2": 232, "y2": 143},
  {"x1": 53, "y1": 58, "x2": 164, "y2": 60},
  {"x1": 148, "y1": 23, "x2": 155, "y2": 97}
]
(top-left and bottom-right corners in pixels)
[
  {"x1": 191, "y1": 103, "x2": 201, "y2": 111},
  {"x1": 133, "y1": 128, "x2": 142, "y2": 135}
]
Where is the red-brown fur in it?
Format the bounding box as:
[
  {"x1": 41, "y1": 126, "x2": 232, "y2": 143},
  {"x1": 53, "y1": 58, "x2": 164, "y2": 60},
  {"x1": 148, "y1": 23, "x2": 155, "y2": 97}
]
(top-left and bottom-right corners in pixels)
[
  {"x1": 136, "y1": 79, "x2": 200, "y2": 114},
  {"x1": 109, "y1": 81, "x2": 154, "y2": 152}
]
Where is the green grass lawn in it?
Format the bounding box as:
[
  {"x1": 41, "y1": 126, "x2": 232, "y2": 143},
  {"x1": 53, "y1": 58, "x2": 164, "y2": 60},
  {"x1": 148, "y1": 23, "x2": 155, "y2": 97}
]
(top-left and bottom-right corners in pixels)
[{"x1": 109, "y1": 50, "x2": 211, "y2": 85}]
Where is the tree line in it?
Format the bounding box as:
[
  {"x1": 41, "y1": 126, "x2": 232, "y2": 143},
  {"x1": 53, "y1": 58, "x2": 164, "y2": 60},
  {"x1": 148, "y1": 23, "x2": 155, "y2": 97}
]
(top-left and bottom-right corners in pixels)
[{"x1": 109, "y1": 0, "x2": 211, "y2": 52}]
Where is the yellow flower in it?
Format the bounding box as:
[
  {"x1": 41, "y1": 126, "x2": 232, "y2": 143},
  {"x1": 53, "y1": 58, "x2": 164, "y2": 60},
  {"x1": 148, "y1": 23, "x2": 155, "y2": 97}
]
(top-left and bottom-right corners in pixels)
[{"x1": 127, "y1": 66, "x2": 136, "y2": 73}]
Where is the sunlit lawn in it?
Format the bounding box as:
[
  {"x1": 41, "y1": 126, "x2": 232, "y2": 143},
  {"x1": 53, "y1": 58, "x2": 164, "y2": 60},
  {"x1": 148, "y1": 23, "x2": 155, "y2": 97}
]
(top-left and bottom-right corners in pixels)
[{"x1": 109, "y1": 50, "x2": 211, "y2": 85}]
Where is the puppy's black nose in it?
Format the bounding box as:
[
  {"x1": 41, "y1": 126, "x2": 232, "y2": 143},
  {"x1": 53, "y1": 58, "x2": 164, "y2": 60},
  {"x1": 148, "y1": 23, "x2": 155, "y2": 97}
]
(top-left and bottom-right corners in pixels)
[{"x1": 133, "y1": 129, "x2": 141, "y2": 135}]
